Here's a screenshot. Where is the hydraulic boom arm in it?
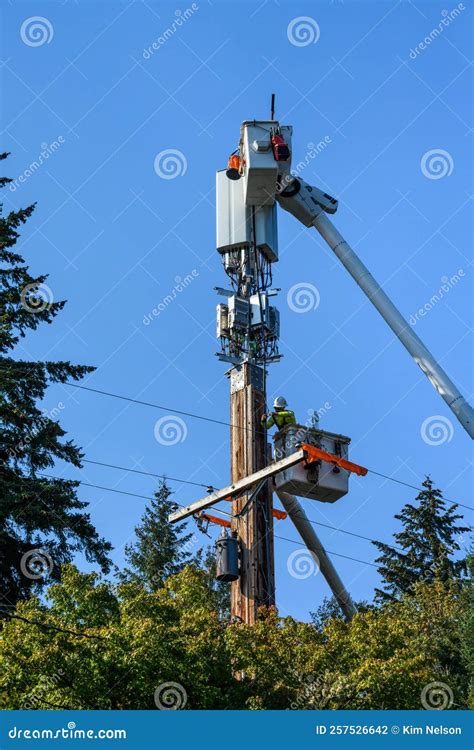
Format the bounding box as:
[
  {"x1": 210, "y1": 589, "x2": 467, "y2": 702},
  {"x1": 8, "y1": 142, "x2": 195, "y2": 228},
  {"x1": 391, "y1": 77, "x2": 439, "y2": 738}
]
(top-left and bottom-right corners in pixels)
[{"x1": 276, "y1": 178, "x2": 474, "y2": 439}]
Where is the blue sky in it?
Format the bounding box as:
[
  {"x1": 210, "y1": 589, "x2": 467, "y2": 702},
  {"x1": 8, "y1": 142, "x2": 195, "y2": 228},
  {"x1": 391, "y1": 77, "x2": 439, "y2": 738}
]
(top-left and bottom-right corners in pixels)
[{"x1": 1, "y1": 0, "x2": 472, "y2": 621}]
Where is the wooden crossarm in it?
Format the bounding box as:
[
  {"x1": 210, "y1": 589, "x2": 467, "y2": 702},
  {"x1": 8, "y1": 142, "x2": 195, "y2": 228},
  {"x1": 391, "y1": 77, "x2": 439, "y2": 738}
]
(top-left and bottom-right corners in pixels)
[{"x1": 168, "y1": 449, "x2": 305, "y2": 523}]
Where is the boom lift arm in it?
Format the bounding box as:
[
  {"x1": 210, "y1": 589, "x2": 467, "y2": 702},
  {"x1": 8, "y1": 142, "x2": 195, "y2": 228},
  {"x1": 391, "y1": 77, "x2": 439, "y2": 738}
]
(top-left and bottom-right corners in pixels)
[{"x1": 276, "y1": 177, "x2": 474, "y2": 440}]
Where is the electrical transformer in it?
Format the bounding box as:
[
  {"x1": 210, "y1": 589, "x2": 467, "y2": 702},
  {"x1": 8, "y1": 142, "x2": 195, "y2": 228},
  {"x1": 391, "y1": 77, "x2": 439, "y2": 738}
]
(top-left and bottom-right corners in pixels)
[{"x1": 215, "y1": 530, "x2": 239, "y2": 582}]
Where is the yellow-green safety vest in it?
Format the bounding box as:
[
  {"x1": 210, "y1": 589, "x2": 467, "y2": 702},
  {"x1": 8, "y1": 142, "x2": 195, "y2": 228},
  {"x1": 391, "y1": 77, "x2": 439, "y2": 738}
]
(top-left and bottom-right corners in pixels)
[{"x1": 263, "y1": 410, "x2": 296, "y2": 430}]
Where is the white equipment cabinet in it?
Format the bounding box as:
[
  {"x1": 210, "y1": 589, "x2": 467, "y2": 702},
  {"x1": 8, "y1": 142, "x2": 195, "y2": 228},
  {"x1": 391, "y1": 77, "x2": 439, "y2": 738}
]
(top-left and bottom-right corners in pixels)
[{"x1": 216, "y1": 170, "x2": 278, "y2": 262}]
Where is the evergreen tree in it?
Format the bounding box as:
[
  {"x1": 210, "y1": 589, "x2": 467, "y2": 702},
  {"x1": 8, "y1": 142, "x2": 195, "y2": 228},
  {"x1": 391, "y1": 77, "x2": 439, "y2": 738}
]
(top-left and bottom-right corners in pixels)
[
  {"x1": 120, "y1": 479, "x2": 231, "y2": 616},
  {"x1": 373, "y1": 477, "x2": 469, "y2": 602},
  {"x1": 120, "y1": 479, "x2": 195, "y2": 590},
  {"x1": 0, "y1": 152, "x2": 111, "y2": 607}
]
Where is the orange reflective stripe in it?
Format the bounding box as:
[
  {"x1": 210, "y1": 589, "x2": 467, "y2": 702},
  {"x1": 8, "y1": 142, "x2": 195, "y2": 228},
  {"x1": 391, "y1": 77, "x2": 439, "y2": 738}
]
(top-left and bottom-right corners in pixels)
[{"x1": 301, "y1": 443, "x2": 368, "y2": 477}]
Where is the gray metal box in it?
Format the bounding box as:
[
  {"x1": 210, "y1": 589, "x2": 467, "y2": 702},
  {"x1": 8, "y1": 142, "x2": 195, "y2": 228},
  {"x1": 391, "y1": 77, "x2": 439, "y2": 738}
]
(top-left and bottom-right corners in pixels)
[
  {"x1": 267, "y1": 306, "x2": 280, "y2": 338},
  {"x1": 216, "y1": 303, "x2": 229, "y2": 338},
  {"x1": 274, "y1": 425, "x2": 351, "y2": 503},
  {"x1": 240, "y1": 121, "x2": 278, "y2": 206},
  {"x1": 216, "y1": 170, "x2": 278, "y2": 262},
  {"x1": 216, "y1": 170, "x2": 247, "y2": 253},
  {"x1": 228, "y1": 296, "x2": 249, "y2": 330}
]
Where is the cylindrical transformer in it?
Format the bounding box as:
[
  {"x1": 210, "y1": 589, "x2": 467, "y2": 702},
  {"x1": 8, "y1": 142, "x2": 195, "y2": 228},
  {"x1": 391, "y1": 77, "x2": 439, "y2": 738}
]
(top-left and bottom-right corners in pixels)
[{"x1": 215, "y1": 531, "x2": 239, "y2": 582}]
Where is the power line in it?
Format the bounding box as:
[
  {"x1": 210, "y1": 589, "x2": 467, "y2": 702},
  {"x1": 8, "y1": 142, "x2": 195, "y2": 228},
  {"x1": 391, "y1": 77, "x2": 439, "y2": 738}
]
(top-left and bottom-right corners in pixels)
[
  {"x1": 38, "y1": 473, "x2": 381, "y2": 567},
  {"x1": 206, "y1": 501, "x2": 379, "y2": 566},
  {"x1": 65, "y1": 382, "x2": 259, "y2": 434},
  {"x1": 82, "y1": 459, "x2": 215, "y2": 491},
  {"x1": 367, "y1": 469, "x2": 472, "y2": 511},
  {"x1": 64, "y1": 382, "x2": 472, "y2": 510},
  {"x1": 40, "y1": 474, "x2": 157, "y2": 502},
  {"x1": 273, "y1": 533, "x2": 379, "y2": 568},
  {"x1": 0, "y1": 608, "x2": 105, "y2": 640}
]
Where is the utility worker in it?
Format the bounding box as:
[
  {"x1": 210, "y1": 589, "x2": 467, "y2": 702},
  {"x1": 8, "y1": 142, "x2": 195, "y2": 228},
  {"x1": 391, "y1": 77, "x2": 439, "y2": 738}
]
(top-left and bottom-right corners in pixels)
[{"x1": 261, "y1": 396, "x2": 296, "y2": 431}]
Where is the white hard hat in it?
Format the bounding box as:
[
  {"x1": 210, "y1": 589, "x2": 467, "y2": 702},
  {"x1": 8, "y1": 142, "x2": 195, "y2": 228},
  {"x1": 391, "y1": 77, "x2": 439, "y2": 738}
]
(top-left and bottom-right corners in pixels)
[{"x1": 273, "y1": 396, "x2": 287, "y2": 409}]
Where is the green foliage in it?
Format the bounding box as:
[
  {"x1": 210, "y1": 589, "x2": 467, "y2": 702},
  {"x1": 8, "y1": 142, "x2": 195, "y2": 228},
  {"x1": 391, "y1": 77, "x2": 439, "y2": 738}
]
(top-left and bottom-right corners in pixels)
[
  {"x1": 373, "y1": 477, "x2": 469, "y2": 602},
  {"x1": 227, "y1": 580, "x2": 469, "y2": 710},
  {"x1": 0, "y1": 567, "x2": 469, "y2": 710},
  {"x1": 460, "y1": 551, "x2": 474, "y2": 708},
  {"x1": 0, "y1": 565, "x2": 243, "y2": 709},
  {"x1": 0, "y1": 155, "x2": 111, "y2": 607},
  {"x1": 310, "y1": 596, "x2": 371, "y2": 633}
]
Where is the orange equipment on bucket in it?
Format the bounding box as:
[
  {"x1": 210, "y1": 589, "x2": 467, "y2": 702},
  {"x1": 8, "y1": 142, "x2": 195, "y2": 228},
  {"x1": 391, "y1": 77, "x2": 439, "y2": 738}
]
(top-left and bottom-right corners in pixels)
[{"x1": 226, "y1": 153, "x2": 241, "y2": 180}]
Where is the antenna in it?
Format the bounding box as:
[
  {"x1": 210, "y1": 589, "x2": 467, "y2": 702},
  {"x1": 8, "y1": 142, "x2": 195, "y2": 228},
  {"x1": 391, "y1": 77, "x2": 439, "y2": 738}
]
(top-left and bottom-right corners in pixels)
[{"x1": 270, "y1": 93, "x2": 275, "y2": 121}]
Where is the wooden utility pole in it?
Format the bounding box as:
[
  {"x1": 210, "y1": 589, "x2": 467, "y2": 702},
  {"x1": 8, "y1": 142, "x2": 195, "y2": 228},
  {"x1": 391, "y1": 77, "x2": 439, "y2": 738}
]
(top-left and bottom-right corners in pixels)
[{"x1": 229, "y1": 362, "x2": 275, "y2": 624}]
